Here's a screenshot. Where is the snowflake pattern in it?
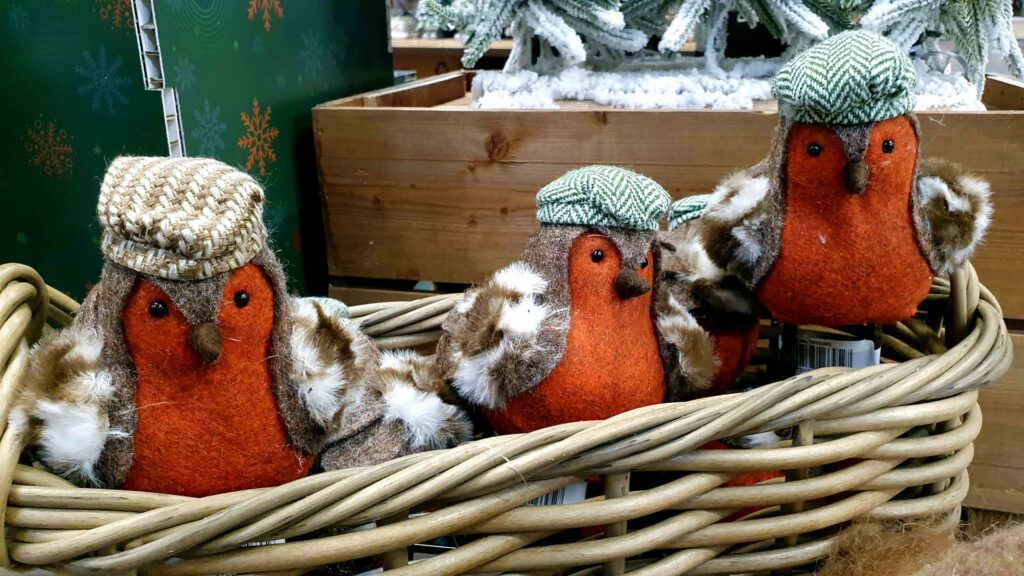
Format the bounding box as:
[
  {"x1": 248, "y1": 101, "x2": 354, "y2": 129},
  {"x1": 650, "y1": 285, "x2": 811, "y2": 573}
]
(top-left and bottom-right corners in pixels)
[
  {"x1": 275, "y1": 70, "x2": 288, "y2": 90},
  {"x1": 251, "y1": 35, "x2": 265, "y2": 56},
  {"x1": 248, "y1": 0, "x2": 283, "y2": 32},
  {"x1": 191, "y1": 99, "x2": 227, "y2": 156},
  {"x1": 300, "y1": 28, "x2": 334, "y2": 79},
  {"x1": 8, "y1": 6, "x2": 28, "y2": 34},
  {"x1": 25, "y1": 119, "x2": 74, "y2": 178},
  {"x1": 95, "y1": 0, "x2": 134, "y2": 29},
  {"x1": 238, "y1": 99, "x2": 279, "y2": 176},
  {"x1": 74, "y1": 47, "x2": 132, "y2": 115},
  {"x1": 173, "y1": 56, "x2": 197, "y2": 92}
]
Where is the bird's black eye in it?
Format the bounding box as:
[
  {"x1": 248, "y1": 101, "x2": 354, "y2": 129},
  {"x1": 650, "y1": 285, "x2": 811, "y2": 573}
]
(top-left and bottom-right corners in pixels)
[
  {"x1": 806, "y1": 143, "x2": 823, "y2": 157},
  {"x1": 591, "y1": 250, "x2": 604, "y2": 263},
  {"x1": 233, "y1": 290, "x2": 250, "y2": 308},
  {"x1": 149, "y1": 300, "x2": 168, "y2": 318},
  {"x1": 882, "y1": 139, "x2": 895, "y2": 154},
  {"x1": 640, "y1": 258, "x2": 649, "y2": 269}
]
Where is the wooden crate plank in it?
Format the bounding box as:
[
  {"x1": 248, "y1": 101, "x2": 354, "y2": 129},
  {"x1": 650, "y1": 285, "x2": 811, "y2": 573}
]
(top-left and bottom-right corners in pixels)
[
  {"x1": 313, "y1": 92, "x2": 1024, "y2": 317},
  {"x1": 983, "y1": 75, "x2": 1024, "y2": 111},
  {"x1": 328, "y1": 285, "x2": 438, "y2": 306},
  {"x1": 315, "y1": 71, "x2": 469, "y2": 109},
  {"x1": 321, "y1": 184, "x2": 536, "y2": 282},
  {"x1": 965, "y1": 332, "x2": 1024, "y2": 513},
  {"x1": 315, "y1": 157, "x2": 746, "y2": 197}
]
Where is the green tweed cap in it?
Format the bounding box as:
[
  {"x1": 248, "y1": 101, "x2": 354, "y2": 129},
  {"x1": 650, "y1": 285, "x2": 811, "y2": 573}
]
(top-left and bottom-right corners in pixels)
[
  {"x1": 536, "y1": 165, "x2": 671, "y2": 231},
  {"x1": 667, "y1": 194, "x2": 711, "y2": 231},
  {"x1": 772, "y1": 30, "x2": 917, "y2": 125}
]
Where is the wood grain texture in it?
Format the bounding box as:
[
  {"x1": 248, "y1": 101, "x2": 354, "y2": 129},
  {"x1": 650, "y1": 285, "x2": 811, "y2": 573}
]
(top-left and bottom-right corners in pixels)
[
  {"x1": 983, "y1": 75, "x2": 1024, "y2": 111},
  {"x1": 393, "y1": 39, "x2": 512, "y2": 80},
  {"x1": 965, "y1": 332, "x2": 1024, "y2": 514},
  {"x1": 313, "y1": 73, "x2": 1024, "y2": 319},
  {"x1": 328, "y1": 285, "x2": 440, "y2": 306}
]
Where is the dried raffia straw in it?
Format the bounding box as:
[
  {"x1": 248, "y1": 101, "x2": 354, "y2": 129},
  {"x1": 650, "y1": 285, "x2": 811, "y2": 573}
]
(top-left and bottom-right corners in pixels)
[{"x1": 0, "y1": 262, "x2": 1012, "y2": 574}]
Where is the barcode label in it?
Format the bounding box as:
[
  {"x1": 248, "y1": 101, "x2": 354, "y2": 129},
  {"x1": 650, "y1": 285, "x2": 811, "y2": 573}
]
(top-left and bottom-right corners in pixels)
[
  {"x1": 795, "y1": 330, "x2": 880, "y2": 374},
  {"x1": 528, "y1": 482, "x2": 587, "y2": 506}
]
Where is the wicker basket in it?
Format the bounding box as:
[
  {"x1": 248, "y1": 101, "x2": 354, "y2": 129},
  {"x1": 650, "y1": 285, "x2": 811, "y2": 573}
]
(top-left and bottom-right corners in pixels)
[{"x1": 0, "y1": 262, "x2": 1012, "y2": 575}]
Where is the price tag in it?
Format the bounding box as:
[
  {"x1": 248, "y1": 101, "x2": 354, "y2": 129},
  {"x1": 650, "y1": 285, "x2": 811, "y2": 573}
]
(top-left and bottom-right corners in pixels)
[
  {"x1": 795, "y1": 329, "x2": 880, "y2": 374},
  {"x1": 528, "y1": 482, "x2": 587, "y2": 506}
]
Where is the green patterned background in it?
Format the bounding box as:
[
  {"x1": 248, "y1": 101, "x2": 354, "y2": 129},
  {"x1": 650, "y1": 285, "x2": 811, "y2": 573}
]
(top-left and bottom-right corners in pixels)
[{"x1": 0, "y1": 0, "x2": 393, "y2": 298}]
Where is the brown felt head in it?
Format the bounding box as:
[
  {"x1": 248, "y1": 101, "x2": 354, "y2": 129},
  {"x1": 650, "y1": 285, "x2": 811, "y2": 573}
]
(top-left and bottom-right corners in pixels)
[
  {"x1": 482, "y1": 224, "x2": 667, "y2": 433},
  {"x1": 77, "y1": 246, "x2": 326, "y2": 491},
  {"x1": 120, "y1": 261, "x2": 316, "y2": 495},
  {"x1": 754, "y1": 114, "x2": 935, "y2": 325}
]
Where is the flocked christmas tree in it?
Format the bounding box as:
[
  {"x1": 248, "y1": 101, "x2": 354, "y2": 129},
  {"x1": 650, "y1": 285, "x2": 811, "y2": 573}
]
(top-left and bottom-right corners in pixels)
[
  {"x1": 860, "y1": 0, "x2": 1024, "y2": 95},
  {"x1": 418, "y1": 0, "x2": 1023, "y2": 107},
  {"x1": 419, "y1": 0, "x2": 648, "y2": 70}
]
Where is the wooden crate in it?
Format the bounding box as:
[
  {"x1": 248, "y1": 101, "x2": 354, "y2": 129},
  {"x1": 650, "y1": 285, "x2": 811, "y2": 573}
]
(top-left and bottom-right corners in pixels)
[
  {"x1": 392, "y1": 38, "x2": 512, "y2": 80},
  {"x1": 313, "y1": 70, "x2": 1024, "y2": 510}
]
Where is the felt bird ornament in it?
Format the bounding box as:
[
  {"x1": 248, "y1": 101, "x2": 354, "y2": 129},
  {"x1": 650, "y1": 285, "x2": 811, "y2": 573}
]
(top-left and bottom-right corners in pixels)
[
  {"x1": 660, "y1": 195, "x2": 761, "y2": 396},
  {"x1": 12, "y1": 157, "x2": 470, "y2": 496},
  {"x1": 437, "y1": 165, "x2": 715, "y2": 434},
  {"x1": 696, "y1": 30, "x2": 993, "y2": 328}
]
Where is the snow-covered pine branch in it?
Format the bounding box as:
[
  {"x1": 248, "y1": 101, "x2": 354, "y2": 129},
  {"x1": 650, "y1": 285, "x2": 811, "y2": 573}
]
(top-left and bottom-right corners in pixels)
[
  {"x1": 424, "y1": 0, "x2": 644, "y2": 70},
  {"x1": 862, "y1": 0, "x2": 1024, "y2": 96},
  {"x1": 658, "y1": 0, "x2": 713, "y2": 53},
  {"x1": 524, "y1": 1, "x2": 587, "y2": 66}
]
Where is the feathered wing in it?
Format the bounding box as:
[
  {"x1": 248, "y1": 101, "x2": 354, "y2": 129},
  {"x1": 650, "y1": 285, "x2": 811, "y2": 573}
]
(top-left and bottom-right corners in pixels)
[
  {"x1": 660, "y1": 223, "x2": 759, "y2": 327},
  {"x1": 695, "y1": 165, "x2": 775, "y2": 287},
  {"x1": 437, "y1": 261, "x2": 568, "y2": 410},
  {"x1": 656, "y1": 289, "x2": 717, "y2": 402},
  {"x1": 915, "y1": 158, "x2": 993, "y2": 276},
  {"x1": 658, "y1": 190, "x2": 764, "y2": 401},
  {"x1": 288, "y1": 298, "x2": 471, "y2": 471},
  {"x1": 13, "y1": 324, "x2": 127, "y2": 486}
]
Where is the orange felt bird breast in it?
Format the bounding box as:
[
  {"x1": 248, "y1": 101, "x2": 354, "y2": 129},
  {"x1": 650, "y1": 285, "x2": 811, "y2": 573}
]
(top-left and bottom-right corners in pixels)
[
  {"x1": 485, "y1": 234, "x2": 665, "y2": 434},
  {"x1": 757, "y1": 116, "x2": 933, "y2": 326},
  {"x1": 121, "y1": 264, "x2": 312, "y2": 496}
]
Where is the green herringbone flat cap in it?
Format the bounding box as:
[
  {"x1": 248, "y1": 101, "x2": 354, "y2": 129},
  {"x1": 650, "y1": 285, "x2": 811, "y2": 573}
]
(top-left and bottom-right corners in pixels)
[
  {"x1": 772, "y1": 30, "x2": 917, "y2": 125},
  {"x1": 536, "y1": 165, "x2": 671, "y2": 231},
  {"x1": 668, "y1": 194, "x2": 711, "y2": 231}
]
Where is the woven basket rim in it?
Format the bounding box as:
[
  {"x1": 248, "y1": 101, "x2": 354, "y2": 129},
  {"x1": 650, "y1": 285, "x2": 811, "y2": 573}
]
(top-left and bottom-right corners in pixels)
[{"x1": 0, "y1": 262, "x2": 1012, "y2": 575}]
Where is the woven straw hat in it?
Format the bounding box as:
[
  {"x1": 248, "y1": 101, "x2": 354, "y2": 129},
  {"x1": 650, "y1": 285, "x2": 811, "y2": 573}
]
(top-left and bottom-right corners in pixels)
[
  {"x1": 97, "y1": 156, "x2": 267, "y2": 280},
  {"x1": 536, "y1": 165, "x2": 671, "y2": 231},
  {"x1": 772, "y1": 30, "x2": 917, "y2": 125}
]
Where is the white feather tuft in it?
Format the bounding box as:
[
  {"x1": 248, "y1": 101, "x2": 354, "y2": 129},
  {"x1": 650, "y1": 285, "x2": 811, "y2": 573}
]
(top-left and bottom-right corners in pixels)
[
  {"x1": 452, "y1": 347, "x2": 504, "y2": 409},
  {"x1": 379, "y1": 348, "x2": 421, "y2": 372},
  {"x1": 709, "y1": 174, "x2": 770, "y2": 222},
  {"x1": 290, "y1": 298, "x2": 318, "y2": 326},
  {"x1": 493, "y1": 262, "x2": 546, "y2": 295},
  {"x1": 34, "y1": 400, "x2": 110, "y2": 484},
  {"x1": 498, "y1": 296, "x2": 548, "y2": 337},
  {"x1": 732, "y1": 226, "x2": 762, "y2": 265},
  {"x1": 453, "y1": 291, "x2": 478, "y2": 314},
  {"x1": 297, "y1": 367, "x2": 347, "y2": 425},
  {"x1": 64, "y1": 331, "x2": 104, "y2": 366},
  {"x1": 71, "y1": 371, "x2": 114, "y2": 403},
  {"x1": 383, "y1": 382, "x2": 461, "y2": 450}
]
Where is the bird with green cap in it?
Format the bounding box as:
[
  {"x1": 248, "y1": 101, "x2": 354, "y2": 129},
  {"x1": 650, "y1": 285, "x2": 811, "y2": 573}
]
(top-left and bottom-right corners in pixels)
[
  {"x1": 437, "y1": 165, "x2": 717, "y2": 433},
  {"x1": 688, "y1": 30, "x2": 992, "y2": 333}
]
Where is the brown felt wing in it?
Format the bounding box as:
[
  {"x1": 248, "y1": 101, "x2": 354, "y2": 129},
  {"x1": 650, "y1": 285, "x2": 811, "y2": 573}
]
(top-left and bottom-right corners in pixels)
[
  {"x1": 916, "y1": 158, "x2": 993, "y2": 275},
  {"x1": 656, "y1": 287, "x2": 717, "y2": 402},
  {"x1": 437, "y1": 258, "x2": 569, "y2": 410}
]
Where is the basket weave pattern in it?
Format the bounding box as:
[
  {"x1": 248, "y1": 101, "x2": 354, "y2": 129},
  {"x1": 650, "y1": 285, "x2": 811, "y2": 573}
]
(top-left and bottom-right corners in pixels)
[{"x1": 0, "y1": 262, "x2": 1012, "y2": 575}]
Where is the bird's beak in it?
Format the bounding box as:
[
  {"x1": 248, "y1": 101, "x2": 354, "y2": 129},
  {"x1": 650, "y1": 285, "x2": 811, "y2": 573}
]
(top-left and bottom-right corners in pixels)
[
  {"x1": 615, "y1": 269, "x2": 651, "y2": 300},
  {"x1": 189, "y1": 322, "x2": 222, "y2": 365},
  {"x1": 843, "y1": 159, "x2": 869, "y2": 194}
]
